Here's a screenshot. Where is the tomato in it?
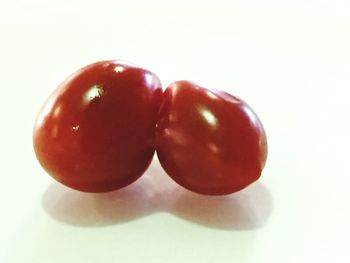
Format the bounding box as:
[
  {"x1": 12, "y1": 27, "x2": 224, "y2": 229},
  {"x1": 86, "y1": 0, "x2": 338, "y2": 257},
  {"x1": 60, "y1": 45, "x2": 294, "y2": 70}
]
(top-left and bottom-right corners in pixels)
[
  {"x1": 156, "y1": 81, "x2": 267, "y2": 195},
  {"x1": 33, "y1": 61, "x2": 163, "y2": 192}
]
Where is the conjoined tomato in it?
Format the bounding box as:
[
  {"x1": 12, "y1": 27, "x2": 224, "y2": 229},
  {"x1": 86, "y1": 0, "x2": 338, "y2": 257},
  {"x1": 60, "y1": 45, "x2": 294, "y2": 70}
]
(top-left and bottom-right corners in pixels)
[
  {"x1": 34, "y1": 61, "x2": 267, "y2": 195},
  {"x1": 33, "y1": 61, "x2": 162, "y2": 192},
  {"x1": 156, "y1": 81, "x2": 267, "y2": 195}
]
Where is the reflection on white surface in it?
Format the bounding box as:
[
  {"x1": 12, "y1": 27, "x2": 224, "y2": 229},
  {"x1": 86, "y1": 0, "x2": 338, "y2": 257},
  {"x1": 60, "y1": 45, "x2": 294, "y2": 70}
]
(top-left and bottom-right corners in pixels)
[{"x1": 41, "y1": 159, "x2": 272, "y2": 229}]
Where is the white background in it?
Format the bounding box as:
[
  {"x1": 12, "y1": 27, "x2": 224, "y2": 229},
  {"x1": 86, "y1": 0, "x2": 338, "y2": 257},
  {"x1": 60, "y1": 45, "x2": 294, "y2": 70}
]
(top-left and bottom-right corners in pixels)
[{"x1": 1, "y1": 0, "x2": 349, "y2": 262}]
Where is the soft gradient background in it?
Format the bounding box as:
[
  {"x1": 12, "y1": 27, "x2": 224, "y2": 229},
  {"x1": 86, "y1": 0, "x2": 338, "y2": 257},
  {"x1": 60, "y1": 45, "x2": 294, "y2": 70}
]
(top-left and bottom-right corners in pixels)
[{"x1": 1, "y1": 0, "x2": 349, "y2": 262}]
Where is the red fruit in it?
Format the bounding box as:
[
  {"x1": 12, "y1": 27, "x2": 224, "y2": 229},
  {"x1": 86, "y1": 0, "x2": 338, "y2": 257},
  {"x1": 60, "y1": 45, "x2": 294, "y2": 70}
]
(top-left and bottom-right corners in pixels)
[
  {"x1": 156, "y1": 81, "x2": 267, "y2": 195},
  {"x1": 33, "y1": 61, "x2": 162, "y2": 192}
]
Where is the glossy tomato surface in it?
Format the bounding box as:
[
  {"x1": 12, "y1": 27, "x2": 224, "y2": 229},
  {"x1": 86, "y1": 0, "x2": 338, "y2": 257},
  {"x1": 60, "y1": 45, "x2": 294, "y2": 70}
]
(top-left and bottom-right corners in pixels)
[
  {"x1": 33, "y1": 61, "x2": 162, "y2": 192},
  {"x1": 156, "y1": 81, "x2": 267, "y2": 195}
]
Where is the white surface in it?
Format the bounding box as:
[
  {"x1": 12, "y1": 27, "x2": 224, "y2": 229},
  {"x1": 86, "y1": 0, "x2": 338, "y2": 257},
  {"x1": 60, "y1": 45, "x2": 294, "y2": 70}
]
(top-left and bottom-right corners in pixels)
[{"x1": 1, "y1": 1, "x2": 349, "y2": 262}]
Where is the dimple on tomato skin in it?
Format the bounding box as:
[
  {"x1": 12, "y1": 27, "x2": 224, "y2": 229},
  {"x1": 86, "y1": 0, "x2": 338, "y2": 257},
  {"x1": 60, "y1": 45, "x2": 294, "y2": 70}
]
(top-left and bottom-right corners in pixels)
[
  {"x1": 33, "y1": 61, "x2": 163, "y2": 193},
  {"x1": 155, "y1": 80, "x2": 267, "y2": 195}
]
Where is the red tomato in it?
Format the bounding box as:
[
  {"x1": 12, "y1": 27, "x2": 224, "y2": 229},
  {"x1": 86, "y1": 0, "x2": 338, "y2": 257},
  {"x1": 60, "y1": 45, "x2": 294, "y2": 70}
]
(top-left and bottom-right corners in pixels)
[
  {"x1": 156, "y1": 81, "x2": 267, "y2": 195},
  {"x1": 33, "y1": 61, "x2": 163, "y2": 192}
]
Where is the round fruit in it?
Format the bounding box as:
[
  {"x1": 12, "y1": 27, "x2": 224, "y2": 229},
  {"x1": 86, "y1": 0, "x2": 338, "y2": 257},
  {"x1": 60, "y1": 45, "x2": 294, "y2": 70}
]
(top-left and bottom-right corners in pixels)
[
  {"x1": 156, "y1": 80, "x2": 267, "y2": 195},
  {"x1": 33, "y1": 61, "x2": 162, "y2": 192}
]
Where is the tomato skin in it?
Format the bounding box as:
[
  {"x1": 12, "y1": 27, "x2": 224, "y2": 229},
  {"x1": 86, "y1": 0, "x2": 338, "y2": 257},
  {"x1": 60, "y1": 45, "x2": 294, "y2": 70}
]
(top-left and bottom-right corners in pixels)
[
  {"x1": 156, "y1": 81, "x2": 267, "y2": 195},
  {"x1": 33, "y1": 61, "x2": 163, "y2": 193}
]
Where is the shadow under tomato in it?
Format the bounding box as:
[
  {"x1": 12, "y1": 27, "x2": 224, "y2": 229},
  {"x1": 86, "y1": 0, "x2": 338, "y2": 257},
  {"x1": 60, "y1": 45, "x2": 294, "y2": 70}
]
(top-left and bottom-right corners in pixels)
[
  {"x1": 169, "y1": 182, "x2": 273, "y2": 230},
  {"x1": 41, "y1": 176, "x2": 158, "y2": 227},
  {"x1": 42, "y1": 159, "x2": 273, "y2": 230}
]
